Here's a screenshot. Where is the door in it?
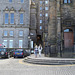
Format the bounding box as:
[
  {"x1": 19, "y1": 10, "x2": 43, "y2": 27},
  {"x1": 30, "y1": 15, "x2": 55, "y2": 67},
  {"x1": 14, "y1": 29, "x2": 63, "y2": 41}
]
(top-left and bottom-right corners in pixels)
[{"x1": 64, "y1": 32, "x2": 73, "y2": 48}]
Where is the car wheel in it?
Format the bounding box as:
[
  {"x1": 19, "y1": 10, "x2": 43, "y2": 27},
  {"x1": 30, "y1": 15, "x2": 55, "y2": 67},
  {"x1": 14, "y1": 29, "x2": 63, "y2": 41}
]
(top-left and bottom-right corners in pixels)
[
  {"x1": 22, "y1": 55, "x2": 24, "y2": 58},
  {"x1": 14, "y1": 56, "x2": 15, "y2": 58}
]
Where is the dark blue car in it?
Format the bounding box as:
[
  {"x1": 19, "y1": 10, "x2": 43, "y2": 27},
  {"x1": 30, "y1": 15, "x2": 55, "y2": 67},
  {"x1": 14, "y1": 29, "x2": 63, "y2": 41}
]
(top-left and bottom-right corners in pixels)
[
  {"x1": 0, "y1": 48, "x2": 10, "y2": 58},
  {"x1": 13, "y1": 49, "x2": 27, "y2": 58}
]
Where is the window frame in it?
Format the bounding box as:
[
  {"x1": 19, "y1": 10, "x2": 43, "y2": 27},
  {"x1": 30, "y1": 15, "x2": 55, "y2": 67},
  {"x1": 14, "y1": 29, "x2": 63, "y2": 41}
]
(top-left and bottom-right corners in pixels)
[
  {"x1": 40, "y1": 26, "x2": 42, "y2": 29},
  {"x1": 40, "y1": 7, "x2": 42, "y2": 10},
  {"x1": 9, "y1": 0, "x2": 12, "y2": 2},
  {"x1": 4, "y1": 31, "x2": 8, "y2": 36},
  {"x1": 39, "y1": 1, "x2": 42, "y2": 4},
  {"x1": 20, "y1": 13, "x2": 24, "y2": 24},
  {"x1": 19, "y1": 30, "x2": 23, "y2": 36},
  {"x1": 3, "y1": 40, "x2": 7, "y2": 48},
  {"x1": 45, "y1": 7, "x2": 48, "y2": 10},
  {"x1": 40, "y1": 20, "x2": 42, "y2": 23},
  {"x1": 19, "y1": 40, "x2": 23, "y2": 48},
  {"x1": 63, "y1": 0, "x2": 72, "y2": 4},
  {"x1": 9, "y1": 40, "x2": 13, "y2": 48},
  {"x1": 9, "y1": 31, "x2": 14, "y2": 36},
  {"x1": 40, "y1": 14, "x2": 42, "y2": 17},
  {"x1": 45, "y1": 1, "x2": 48, "y2": 4},
  {"x1": 5, "y1": 13, "x2": 9, "y2": 24},
  {"x1": 45, "y1": 13, "x2": 48, "y2": 17},
  {"x1": 10, "y1": 13, "x2": 14, "y2": 24},
  {"x1": 21, "y1": 0, "x2": 24, "y2": 3}
]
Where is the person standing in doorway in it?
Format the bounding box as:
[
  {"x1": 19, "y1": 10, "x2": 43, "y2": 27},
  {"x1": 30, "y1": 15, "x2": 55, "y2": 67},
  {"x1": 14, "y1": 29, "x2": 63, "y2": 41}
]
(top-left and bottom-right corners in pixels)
[{"x1": 38, "y1": 44, "x2": 42, "y2": 57}]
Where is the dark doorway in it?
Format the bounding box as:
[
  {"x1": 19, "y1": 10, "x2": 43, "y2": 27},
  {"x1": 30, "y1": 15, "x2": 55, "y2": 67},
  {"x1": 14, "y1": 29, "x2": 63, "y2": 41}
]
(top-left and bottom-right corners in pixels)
[{"x1": 37, "y1": 35, "x2": 42, "y2": 45}]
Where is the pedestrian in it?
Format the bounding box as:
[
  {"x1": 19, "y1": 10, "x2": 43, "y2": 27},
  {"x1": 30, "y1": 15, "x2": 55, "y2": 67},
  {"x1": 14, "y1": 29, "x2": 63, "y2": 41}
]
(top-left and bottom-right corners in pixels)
[
  {"x1": 34, "y1": 45, "x2": 38, "y2": 58},
  {"x1": 38, "y1": 44, "x2": 42, "y2": 57}
]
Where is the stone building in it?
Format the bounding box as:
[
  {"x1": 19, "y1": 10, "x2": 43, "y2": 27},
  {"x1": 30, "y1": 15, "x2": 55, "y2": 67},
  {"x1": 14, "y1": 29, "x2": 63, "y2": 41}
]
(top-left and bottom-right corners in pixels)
[
  {"x1": 0, "y1": 0, "x2": 75, "y2": 57},
  {"x1": 32, "y1": 0, "x2": 49, "y2": 46},
  {"x1": 0, "y1": 0, "x2": 30, "y2": 49},
  {"x1": 32, "y1": 0, "x2": 75, "y2": 57},
  {"x1": 47, "y1": 0, "x2": 75, "y2": 57}
]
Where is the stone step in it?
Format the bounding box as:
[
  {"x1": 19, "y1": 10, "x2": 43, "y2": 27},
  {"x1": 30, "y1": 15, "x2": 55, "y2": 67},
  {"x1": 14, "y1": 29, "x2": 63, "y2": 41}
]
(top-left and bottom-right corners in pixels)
[{"x1": 24, "y1": 58, "x2": 75, "y2": 65}]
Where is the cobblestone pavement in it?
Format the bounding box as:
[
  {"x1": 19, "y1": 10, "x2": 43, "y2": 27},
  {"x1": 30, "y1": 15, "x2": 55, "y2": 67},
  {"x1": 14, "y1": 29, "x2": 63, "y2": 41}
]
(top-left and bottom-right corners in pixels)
[{"x1": 0, "y1": 57, "x2": 75, "y2": 75}]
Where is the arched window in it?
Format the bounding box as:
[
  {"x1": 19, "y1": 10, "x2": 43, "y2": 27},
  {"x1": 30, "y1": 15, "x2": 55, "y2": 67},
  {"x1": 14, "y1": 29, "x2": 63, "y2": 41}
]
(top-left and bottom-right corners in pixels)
[
  {"x1": 64, "y1": 0, "x2": 72, "y2": 3},
  {"x1": 64, "y1": 29, "x2": 72, "y2": 32}
]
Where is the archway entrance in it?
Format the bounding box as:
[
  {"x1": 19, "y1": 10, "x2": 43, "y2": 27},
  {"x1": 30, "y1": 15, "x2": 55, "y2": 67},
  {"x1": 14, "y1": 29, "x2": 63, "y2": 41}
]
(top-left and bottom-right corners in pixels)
[
  {"x1": 64, "y1": 29, "x2": 74, "y2": 48},
  {"x1": 37, "y1": 35, "x2": 42, "y2": 45}
]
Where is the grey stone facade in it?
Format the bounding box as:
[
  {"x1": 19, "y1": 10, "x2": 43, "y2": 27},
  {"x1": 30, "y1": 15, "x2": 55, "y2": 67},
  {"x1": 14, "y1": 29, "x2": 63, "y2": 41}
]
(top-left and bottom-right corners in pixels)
[
  {"x1": 47, "y1": 0, "x2": 75, "y2": 57},
  {"x1": 0, "y1": 0, "x2": 30, "y2": 48},
  {"x1": 32, "y1": 0, "x2": 75, "y2": 57},
  {"x1": 30, "y1": 2, "x2": 37, "y2": 43}
]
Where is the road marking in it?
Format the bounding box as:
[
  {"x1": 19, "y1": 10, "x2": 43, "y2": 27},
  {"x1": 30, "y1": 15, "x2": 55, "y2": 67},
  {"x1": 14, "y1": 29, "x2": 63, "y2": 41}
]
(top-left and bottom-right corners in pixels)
[{"x1": 19, "y1": 59, "x2": 75, "y2": 67}]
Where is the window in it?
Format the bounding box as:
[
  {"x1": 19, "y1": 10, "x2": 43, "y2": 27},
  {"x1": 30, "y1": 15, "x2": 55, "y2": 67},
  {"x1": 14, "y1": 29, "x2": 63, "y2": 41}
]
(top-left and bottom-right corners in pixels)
[
  {"x1": 9, "y1": 0, "x2": 12, "y2": 2},
  {"x1": 9, "y1": 31, "x2": 13, "y2": 36},
  {"x1": 40, "y1": 14, "x2": 42, "y2": 16},
  {"x1": 9, "y1": 40, "x2": 13, "y2": 48},
  {"x1": 40, "y1": 7, "x2": 42, "y2": 10},
  {"x1": 19, "y1": 40, "x2": 23, "y2": 48},
  {"x1": 10, "y1": 13, "x2": 14, "y2": 24},
  {"x1": 3, "y1": 40, "x2": 7, "y2": 48},
  {"x1": 20, "y1": 13, "x2": 23, "y2": 24},
  {"x1": 21, "y1": 0, "x2": 24, "y2": 3},
  {"x1": 40, "y1": 26, "x2": 42, "y2": 29},
  {"x1": 45, "y1": 1, "x2": 48, "y2": 4},
  {"x1": 19, "y1": 31, "x2": 23, "y2": 36},
  {"x1": 45, "y1": 7, "x2": 48, "y2": 10},
  {"x1": 64, "y1": 0, "x2": 71, "y2": 3},
  {"x1": 4, "y1": 31, "x2": 8, "y2": 36},
  {"x1": 40, "y1": 20, "x2": 42, "y2": 23},
  {"x1": 40, "y1": 1, "x2": 42, "y2": 4},
  {"x1": 64, "y1": 29, "x2": 72, "y2": 32},
  {"x1": 45, "y1": 13, "x2": 48, "y2": 17},
  {"x1": 5, "y1": 13, "x2": 8, "y2": 24}
]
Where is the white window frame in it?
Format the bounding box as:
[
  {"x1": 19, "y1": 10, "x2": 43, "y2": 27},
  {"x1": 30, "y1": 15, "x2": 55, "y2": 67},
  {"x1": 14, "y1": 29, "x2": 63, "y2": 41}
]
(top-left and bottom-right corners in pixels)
[
  {"x1": 9, "y1": 40, "x2": 13, "y2": 48},
  {"x1": 3, "y1": 40, "x2": 7, "y2": 48},
  {"x1": 5, "y1": 13, "x2": 9, "y2": 24},
  {"x1": 19, "y1": 40, "x2": 23, "y2": 48},
  {"x1": 45, "y1": 13, "x2": 48, "y2": 17},
  {"x1": 4, "y1": 31, "x2": 8, "y2": 36},
  {"x1": 40, "y1": 20, "x2": 42, "y2": 23},
  {"x1": 21, "y1": 0, "x2": 24, "y2": 3},
  {"x1": 9, "y1": 31, "x2": 14, "y2": 36},
  {"x1": 20, "y1": 13, "x2": 24, "y2": 24},
  {"x1": 10, "y1": 13, "x2": 14, "y2": 24},
  {"x1": 19, "y1": 31, "x2": 23, "y2": 36},
  {"x1": 45, "y1": 1, "x2": 48, "y2": 4}
]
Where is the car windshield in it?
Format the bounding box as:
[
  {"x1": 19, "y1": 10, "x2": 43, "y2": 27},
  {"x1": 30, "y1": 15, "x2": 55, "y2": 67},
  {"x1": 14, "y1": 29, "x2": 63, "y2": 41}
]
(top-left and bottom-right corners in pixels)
[{"x1": 0, "y1": 49, "x2": 6, "y2": 52}]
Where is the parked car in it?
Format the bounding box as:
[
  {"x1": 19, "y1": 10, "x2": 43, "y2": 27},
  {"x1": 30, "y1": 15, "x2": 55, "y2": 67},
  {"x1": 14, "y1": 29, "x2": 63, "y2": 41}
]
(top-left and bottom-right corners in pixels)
[
  {"x1": 13, "y1": 49, "x2": 27, "y2": 58},
  {"x1": 0, "y1": 48, "x2": 10, "y2": 58}
]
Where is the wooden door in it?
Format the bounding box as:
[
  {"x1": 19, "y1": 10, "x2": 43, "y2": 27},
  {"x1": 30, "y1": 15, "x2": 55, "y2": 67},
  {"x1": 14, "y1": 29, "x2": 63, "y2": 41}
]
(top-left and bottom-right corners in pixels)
[{"x1": 64, "y1": 32, "x2": 74, "y2": 48}]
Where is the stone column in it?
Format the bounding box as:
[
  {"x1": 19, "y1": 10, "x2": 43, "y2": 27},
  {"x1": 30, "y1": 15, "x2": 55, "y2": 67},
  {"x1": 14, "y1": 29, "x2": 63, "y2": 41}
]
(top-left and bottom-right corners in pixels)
[
  {"x1": 48, "y1": 0, "x2": 57, "y2": 57},
  {"x1": 73, "y1": 28, "x2": 75, "y2": 55},
  {"x1": 30, "y1": 1, "x2": 37, "y2": 43},
  {"x1": 56, "y1": 0, "x2": 61, "y2": 57}
]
